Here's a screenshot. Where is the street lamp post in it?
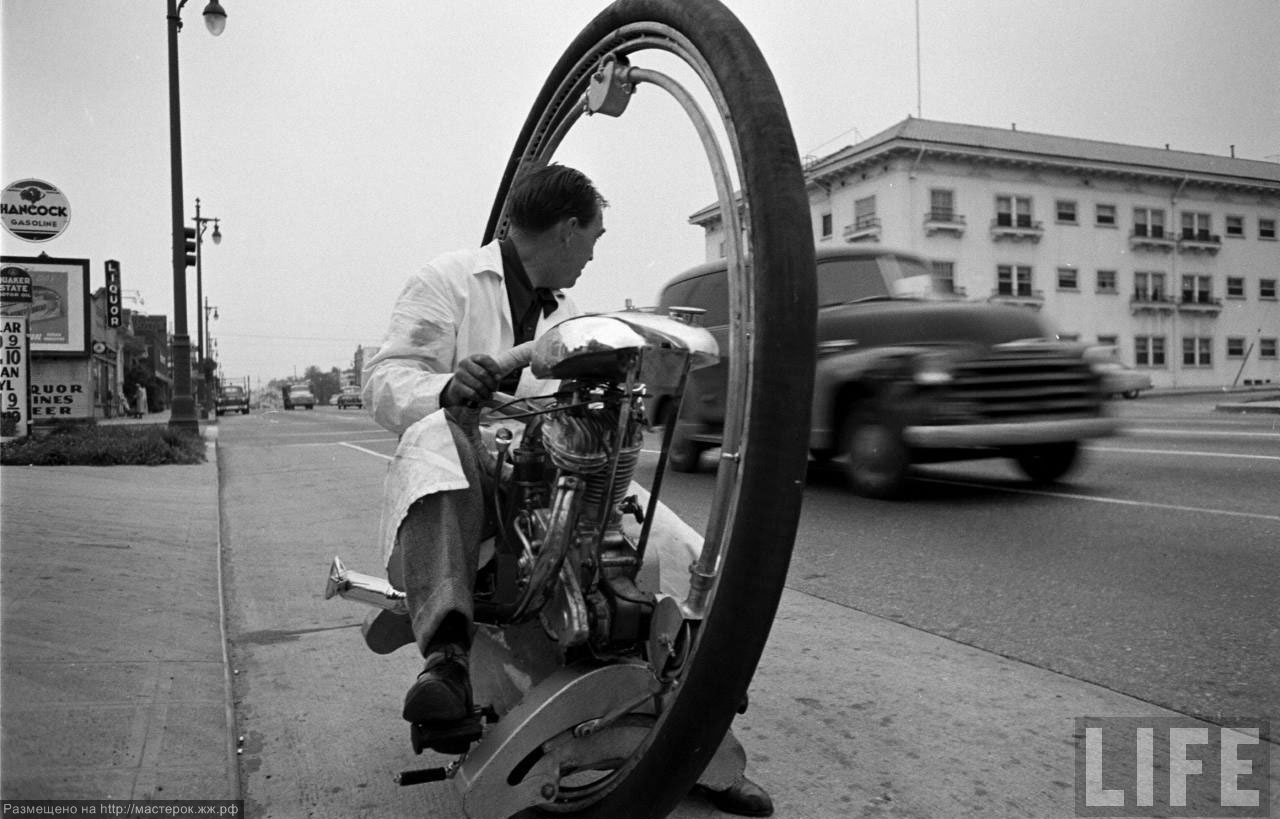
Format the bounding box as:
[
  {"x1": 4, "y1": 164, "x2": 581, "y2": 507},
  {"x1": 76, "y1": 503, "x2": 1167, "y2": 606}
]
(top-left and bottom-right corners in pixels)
[
  {"x1": 193, "y1": 197, "x2": 221, "y2": 418},
  {"x1": 204, "y1": 298, "x2": 219, "y2": 395},
  {"x1": 166, "y1": 0, "x2": 227, "y2": 434}
]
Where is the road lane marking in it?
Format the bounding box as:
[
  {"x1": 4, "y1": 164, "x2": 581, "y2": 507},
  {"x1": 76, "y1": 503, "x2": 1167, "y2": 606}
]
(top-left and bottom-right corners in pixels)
[
  {"x1": 1123, "y1": 427, "x2": 1280, "y2": 439},
  {"x1": 1088, "y1": 444, "x2": 1280, "y2": 462},
  {"x1": 917, "y1": 478, "x2": 1280, "y2": 524},
  {"x1": 338, "y1": 441, "x2": 392, "y2": 460}
]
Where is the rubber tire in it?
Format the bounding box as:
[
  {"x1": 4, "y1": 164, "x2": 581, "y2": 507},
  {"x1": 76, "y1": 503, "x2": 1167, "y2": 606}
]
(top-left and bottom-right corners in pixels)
[
  {"x1": 659, "y1": 402, "x2": 705, "y2": 474},
  {"x1": 484, "y1": 1, "x2": 815, "y2": 815},
  {"x1": 1013, "y1": 441, "x2": 1080, "y2": 484},
  {"x1": 665, "y1": 429, "x2": 704, "y2": 473},
  {"x1": 840, "y1": 404, "x2": 911, "y2": 500}
]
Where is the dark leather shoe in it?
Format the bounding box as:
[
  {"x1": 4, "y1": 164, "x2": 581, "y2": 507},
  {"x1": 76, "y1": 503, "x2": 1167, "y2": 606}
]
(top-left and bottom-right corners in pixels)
[
  {"x1": 402, "y1": 646, "x2": 472, "y2": 723},
  {"x1": 705, "y1": 774, "x2": 773, "y2": 817}
]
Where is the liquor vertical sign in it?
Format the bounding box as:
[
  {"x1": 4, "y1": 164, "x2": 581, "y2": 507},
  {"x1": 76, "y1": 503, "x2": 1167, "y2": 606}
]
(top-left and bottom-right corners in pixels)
[
  {"x1": 1, "y1": 265, "x2": 33, "y2": 439},
  {"x1": 105, "y1": 260, "x2": 122, "y2": 327}
]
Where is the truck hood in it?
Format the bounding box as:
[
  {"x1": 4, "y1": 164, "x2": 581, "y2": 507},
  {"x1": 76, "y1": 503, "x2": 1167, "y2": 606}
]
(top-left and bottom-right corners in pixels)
[{"x1": 818, "y1": 299, "x2": 1052, "y2": 350}]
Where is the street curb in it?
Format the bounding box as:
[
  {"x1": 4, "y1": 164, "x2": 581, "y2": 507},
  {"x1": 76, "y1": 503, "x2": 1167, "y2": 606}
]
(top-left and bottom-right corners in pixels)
[
  {"x1": 207, "y1": 428, "x2": 243, "y2": 802},
  {"x1": 1213, "y1": 401, "x2": 1280, "y2": 414}
]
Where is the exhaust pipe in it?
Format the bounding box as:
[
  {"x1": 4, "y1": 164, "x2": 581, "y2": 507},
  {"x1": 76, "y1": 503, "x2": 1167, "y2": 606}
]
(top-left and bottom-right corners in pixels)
[{"x1": 325, "y1": 556, "x2": 409, "y2": 615}]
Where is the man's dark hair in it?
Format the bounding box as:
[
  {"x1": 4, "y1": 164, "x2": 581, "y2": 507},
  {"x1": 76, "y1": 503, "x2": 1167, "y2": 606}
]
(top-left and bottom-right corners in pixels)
[{"x1": 506, "y1": 164, "x2": 607, "y2": 234}]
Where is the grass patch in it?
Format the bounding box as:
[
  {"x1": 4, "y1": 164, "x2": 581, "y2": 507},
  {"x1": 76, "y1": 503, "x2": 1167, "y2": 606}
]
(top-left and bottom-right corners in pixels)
[{"x1": 1, "y1": 424, "x2": 207, "y2": 466}]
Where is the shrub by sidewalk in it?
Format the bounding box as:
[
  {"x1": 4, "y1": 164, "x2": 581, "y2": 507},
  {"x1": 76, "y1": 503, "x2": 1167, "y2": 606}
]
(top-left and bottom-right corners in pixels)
[{"x1": 0, "y1": 423, "x2": 206, "y2": 466}]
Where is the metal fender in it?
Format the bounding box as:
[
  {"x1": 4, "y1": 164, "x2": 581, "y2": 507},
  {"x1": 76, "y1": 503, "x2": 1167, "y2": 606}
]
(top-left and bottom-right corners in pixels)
[
  {"x1": 455, "y1": 663, "x2": 662, "y2": 818},
  {"x1": 810, "y1": 346, "x2": 920, "y2": 451}
]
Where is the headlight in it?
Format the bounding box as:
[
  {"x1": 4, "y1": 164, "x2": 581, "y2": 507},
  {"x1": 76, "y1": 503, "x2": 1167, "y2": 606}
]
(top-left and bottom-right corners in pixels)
[{"x1": 912, "y1": 350, "x2": 959, "y2": 386}]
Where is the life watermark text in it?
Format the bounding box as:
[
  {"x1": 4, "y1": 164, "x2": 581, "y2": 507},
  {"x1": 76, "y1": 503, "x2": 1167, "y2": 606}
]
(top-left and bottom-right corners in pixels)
[{"x1": 1075, "y1": 717, "x2": 1270, "y2": 817}]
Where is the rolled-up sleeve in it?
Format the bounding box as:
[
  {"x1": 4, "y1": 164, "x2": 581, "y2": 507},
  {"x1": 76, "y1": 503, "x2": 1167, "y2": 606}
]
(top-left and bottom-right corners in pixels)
[{"x1": 363, "y1": 267, "x2": 461, "y2": 436}]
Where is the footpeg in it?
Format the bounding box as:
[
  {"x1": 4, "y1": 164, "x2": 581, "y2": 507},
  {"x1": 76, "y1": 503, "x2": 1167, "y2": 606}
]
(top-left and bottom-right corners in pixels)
[
  {"x1": 396, "y1": 766, "x2": 450, "y2": 786},
  {"x1": 410, "y1": 706, "x2": 497, "y2": 755}
]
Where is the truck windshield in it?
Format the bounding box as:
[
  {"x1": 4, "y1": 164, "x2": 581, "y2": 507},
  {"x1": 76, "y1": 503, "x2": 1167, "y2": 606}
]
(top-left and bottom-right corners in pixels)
[{"x1": 817, "y1": 254, "x2": 939, "y2": 306}]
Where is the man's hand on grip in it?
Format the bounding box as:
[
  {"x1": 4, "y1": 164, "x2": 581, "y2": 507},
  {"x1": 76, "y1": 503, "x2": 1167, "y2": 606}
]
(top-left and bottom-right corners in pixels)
[{"x1": 442, "y1": 354, "x2": 504, "y2": 408}]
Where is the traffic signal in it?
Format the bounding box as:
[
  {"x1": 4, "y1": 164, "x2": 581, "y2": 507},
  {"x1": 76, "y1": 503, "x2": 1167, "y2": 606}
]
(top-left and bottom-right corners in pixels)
[{"x1": 184, "y1": 227, "x2": 197, "y2": 267}]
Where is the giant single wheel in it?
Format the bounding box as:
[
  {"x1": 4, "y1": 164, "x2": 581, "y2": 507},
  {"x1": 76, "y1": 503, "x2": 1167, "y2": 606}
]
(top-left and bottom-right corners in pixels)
[{"x1": 482, "y1": 1, "x2": 815, "y2": 816}]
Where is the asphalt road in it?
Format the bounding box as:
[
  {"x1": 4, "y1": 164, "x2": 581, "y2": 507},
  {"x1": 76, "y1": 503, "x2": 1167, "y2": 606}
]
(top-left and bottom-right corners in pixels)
[
  {"x1": 216, "y1": 396, "x2": 1279, "y2": 817},
  {"x1": 636, "y1": 394, "x2": 1280, "y2": 739}
]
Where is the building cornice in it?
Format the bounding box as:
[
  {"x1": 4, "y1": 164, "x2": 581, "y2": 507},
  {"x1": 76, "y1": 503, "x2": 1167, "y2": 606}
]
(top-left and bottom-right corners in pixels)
[{"x1": 693, "y1": 118, "x2": 1280, "y2": 229}]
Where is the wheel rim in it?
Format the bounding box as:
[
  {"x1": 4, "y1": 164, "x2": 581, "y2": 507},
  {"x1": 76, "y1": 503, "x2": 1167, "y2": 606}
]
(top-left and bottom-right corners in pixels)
[{"x1": 479, "y1": 2, "x2": 815, "y2": 814}]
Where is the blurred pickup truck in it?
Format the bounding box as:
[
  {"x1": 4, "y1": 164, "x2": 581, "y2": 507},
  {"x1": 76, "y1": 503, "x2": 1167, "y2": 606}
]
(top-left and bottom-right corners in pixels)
[
  {"x1": 647, "y1": 245, "x2": 1120, "y2": 498},
  {"x1": 216, "y1": 385, "x2": 250, "y2": 416},
  {"x1": 282, "y1": 383, "x2": 315, "y2": 410}
]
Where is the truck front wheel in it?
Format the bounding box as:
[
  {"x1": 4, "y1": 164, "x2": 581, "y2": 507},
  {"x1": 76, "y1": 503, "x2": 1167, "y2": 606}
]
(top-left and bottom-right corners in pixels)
[
  {"x1": 840, "y1": 404, "x2": 910, "y2": 499},
  {"x1": 1012, "y1": 441, "x2": 1080, "y2": 484},
  {"x1": 659, "y1": 401, "x2": 706, "y2": 473}
]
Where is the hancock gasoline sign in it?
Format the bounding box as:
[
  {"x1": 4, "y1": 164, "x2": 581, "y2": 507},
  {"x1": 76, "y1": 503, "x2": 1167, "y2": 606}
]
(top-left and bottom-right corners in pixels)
[{"x1": 2, "y1": 179, "x2": 71, "y2": 243}]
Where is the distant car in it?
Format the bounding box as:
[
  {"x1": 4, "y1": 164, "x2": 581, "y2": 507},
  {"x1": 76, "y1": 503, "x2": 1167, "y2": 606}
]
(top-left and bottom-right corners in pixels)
[
  {"x1": 337, "y1": 391, "x2": 363, "y2": 409},
  {"x1": 1090, "y1": 347, "x2": 1153, "y2": 399},
  {"x1": 216, "y1": 385, "x2": 250, "y2": 416},
  {"x1": 287, "y1": 387, "x2": 316, "y2": 410}
]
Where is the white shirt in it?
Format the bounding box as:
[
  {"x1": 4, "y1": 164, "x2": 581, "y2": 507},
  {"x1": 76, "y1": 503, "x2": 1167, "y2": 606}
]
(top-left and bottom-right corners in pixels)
[
  {"x1": 363, "y1": 240, "x2": 578, "y2": 436},
  {"x1": 363, "y1": 240, "x2": 702, "y2": 595}
]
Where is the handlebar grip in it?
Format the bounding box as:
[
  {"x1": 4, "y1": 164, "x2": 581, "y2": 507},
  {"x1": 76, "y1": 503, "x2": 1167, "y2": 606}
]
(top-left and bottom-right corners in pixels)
[{"x1": 491, "y1": 341, "x2": 536, "y2": 376}]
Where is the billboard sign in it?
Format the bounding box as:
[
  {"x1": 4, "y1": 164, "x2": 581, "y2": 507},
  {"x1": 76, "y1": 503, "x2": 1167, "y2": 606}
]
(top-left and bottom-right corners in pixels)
[
  {"x1": 2, "y1": 179, "x2": 71, "y2": 243},
  {"x1": 1, "y1": 316, "x2": 30, "y2": 439},
  {"x1": 0, "y1": 256, "x2": 90, "y2": 356}
]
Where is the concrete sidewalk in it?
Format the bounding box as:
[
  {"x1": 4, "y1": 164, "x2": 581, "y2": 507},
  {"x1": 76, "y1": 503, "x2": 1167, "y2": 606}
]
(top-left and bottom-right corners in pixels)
[
  {"x1": 3, "y1": 420, "x2": 1277, "y2": 815},
  {"x1": 0, "y1": 424, "x2": 237, "y2": 800}
]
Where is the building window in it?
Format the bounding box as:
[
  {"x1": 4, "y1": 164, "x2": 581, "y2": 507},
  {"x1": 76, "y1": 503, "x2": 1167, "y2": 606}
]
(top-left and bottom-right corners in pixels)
[
  {"x1": 1096, "y1": 269, "x2": 1117, "y2": 294},
  {"x1": 1262, "y1": 279, "x2": 1277, "y2": 300},
  {"x1": 718, "y1": 240, "x2": 726, "y2": 259},
  {"x1": 1226, "y1": 277, "x2": 1245, "y2": 298},
  {"x1": 1261, "y1": 338, "x2": 1278, "y2": 360},
  {"x1": 1181, "y1": 211, "x2": 1212, "y2": 240},
  {"x1": 1057, "y1": 267, "x2": 1079, "y2": 290},
  {"x1": 1096, "y1": 204, "x2": 1117, "y2": 227},
  {"x1": 1135, "y1": 335, "x2": 1166, "y2": 367},
  {"x1": 1226, "y1": 337, "x2": 1246, "y2": 358},
  {"x1": 996, "y1": 195, "x2": 1033, "y2": 228},
  {"x1": 1134, "y1": 207, "x2": 1166, "y2": 238},
  {"x1": 1181, "y1": 274, "x2": 1213, "y2": 304},
  {"x1": 820, "y1": 212, "x2": 833, "y2": 238},
  {"x1": 1134, "y1": 270, "x2": 1167, "y2": 301},
  {"x1": 1056, "y1": 200, "x2": 1077, "y2": 223},
  {"x1": 997, "y1": 264, "x2": 1033, "y2": 296},
  {"x1": 931, "y1": 260, "x2": 957, "y2": 294},
  {"x1": 1097, "y1": 334, "x2": 1118, "y2": 348},
  {"x1": 1225, "y1": 215, "x2": 1245, "y2": 237},
  {"x1": 1182, "y1": 336, "x2": 1212, "y2": 367},
  {"x1": 854, "y1": 196, "x2": 877, "y2": 229},
  {"x1": 929, "y1": 189, "x2": 955, "y2": 221},
  {"x1": 1260, "y1": 218, "x2": 1277, "y2": 240}
]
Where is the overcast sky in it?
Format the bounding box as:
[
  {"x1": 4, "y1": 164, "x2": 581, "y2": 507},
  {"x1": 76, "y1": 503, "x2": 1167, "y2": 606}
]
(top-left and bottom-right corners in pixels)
[{"x1": 3, "y1": 1, "x2": 1277, "y2": 386}]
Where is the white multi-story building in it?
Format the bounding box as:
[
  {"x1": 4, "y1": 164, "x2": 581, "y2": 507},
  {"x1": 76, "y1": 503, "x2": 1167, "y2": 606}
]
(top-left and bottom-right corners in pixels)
[{"x1": 691, "y1": 118, "x2": 1280, "y2": 390}]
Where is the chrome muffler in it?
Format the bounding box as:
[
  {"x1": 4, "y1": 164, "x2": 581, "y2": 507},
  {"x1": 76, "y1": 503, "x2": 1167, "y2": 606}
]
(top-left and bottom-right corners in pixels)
[{"x1": 324, "y1": 556, "x2": 409, "y2": 615}]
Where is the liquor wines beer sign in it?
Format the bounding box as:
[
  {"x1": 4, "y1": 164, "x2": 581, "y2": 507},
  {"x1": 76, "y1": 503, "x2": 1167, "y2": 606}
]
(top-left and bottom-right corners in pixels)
[{"x1": 2, "y1": 179, "x2": 72, "y2": 243}]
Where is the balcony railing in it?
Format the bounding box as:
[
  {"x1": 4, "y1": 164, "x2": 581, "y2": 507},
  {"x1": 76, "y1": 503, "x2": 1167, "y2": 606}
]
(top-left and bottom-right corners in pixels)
[
  {"x1": 924, "y1": 210, "x2": 966, "y2": 236},
  {"x1": 1178, "y1": 231, "x2": 1222, "y2": 254},
  {"x1": 1178, "y1": 295, "x2": 1223, "y2": 314},
  {"x1": 990, "y1": 217, "x2": 1043, "y2": 242},
  {"x1": 843, "y1": 215, "x2": 881, "y2": 243},
  {"x1": 1129, "y1": 225, "x2": 1176, "y2": 252},
  {"x1": 1129, "y1": 292, "x2": 1178, "y2": 313},
  {"x1": 989, "y1": 287, "x2": 1044, "y2": 309}
]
